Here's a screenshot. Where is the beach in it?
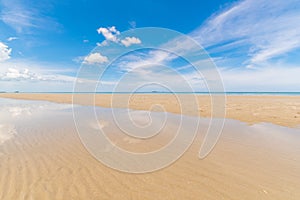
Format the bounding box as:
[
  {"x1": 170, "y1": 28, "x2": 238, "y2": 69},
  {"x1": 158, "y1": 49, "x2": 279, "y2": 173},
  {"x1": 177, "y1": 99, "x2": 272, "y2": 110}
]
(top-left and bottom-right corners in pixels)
[
  {"x1": 0, "y1": 97, "x2": 299, "y2": 199},
  {"x1": 1, "y1": 0, "x2": 299, "y2": 199},
  {"x1": 0, "y1": 93, "x2": 299, "y2": 127}
]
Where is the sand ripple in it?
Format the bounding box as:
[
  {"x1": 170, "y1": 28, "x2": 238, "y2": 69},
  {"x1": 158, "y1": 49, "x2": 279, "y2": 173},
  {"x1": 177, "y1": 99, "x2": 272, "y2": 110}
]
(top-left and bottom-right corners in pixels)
[{"x1": 0, "y1": 99, "x2": 300, "y2": 199}]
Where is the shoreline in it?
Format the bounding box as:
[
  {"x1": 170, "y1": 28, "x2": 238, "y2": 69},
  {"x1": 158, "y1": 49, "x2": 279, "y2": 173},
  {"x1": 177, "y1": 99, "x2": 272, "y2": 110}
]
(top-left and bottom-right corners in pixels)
[{"x1": 0, "y1": 93, "x2": 299, "y2": 127}]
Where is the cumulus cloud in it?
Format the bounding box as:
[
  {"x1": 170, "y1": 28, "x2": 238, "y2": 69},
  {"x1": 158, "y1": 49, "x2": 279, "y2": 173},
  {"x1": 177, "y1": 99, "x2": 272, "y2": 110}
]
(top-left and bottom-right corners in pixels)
[
  {"x1": 97, "y1": 26, "x2": 120, "y2": 42},
  {"x1": 96, "y1": 26, "x2": 142, "y2": 47},
  {"x1": 83, "y1": 53, "x2": 108, "y2": 64},
  {"x1": 121, "y1": 37, "x2": 141, "y2": 47},
  {"x1": 4, "y1": 68, "x2": 37, "y2": 80},
  {"x1": 0, "y1": 42, "x2": 11, "y2": 62},
  {"x1": 0, "y1": 60, "x2": 78, "y2": 92},
  {"x1": 0, "y1": 67, "x2": 75, "y2": 82}
]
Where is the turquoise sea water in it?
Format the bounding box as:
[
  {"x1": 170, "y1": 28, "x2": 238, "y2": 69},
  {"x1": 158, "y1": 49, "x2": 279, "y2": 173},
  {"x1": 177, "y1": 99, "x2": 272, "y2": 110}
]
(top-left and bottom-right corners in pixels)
[{"x1": 3, "y1": 92, "x2": 300, "y2": 96}]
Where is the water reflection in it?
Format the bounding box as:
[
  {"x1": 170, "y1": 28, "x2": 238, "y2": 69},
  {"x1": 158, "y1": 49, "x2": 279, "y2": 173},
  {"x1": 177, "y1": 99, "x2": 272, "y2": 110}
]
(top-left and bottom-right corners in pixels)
[
  {"x1": 0, "y1": 97, "x2": 299, "y2": 154},
  {"x1": 0, "y1": 98, "x2": 75, "y2": 145},
  {"x1": 0, "y1": 124, "x2": 16, "y2": 144}
]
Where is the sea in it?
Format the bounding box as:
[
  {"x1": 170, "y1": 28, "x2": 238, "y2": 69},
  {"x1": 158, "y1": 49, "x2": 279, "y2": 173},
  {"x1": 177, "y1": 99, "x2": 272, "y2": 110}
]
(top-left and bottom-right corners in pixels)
[{"x1": 3, "y1": 92, "x2": 300, "y2": 96}]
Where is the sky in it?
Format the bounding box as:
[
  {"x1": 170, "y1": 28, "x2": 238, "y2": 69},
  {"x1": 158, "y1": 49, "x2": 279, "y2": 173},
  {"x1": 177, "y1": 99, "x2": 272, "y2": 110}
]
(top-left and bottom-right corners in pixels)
[{"x1": 0, "y1": 0, "x2": 300, "y2": 92}]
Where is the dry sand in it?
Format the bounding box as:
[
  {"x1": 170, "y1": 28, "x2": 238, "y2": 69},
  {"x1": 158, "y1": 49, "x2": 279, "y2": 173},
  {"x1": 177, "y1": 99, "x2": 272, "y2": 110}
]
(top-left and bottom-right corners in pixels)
[{"x1": 0, "y1": 93, "x2": 299, "y2": 127}]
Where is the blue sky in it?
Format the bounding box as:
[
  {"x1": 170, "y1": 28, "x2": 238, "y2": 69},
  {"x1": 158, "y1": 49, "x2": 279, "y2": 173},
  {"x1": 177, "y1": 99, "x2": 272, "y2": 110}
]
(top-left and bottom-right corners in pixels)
[{"x1": 0, "y1": 0, "x2": 300, "y2": 92}]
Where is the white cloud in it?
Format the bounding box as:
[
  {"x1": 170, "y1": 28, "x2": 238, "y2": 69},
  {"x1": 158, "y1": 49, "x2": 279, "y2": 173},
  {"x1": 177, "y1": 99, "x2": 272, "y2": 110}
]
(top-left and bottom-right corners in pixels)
[
  {"x1": 0, "y1": 67, "x2": 75, "y2": 82},
  {"x1": 192, "y1": 0, "x2": 300, "y2": 66},
  {"x1": 94, "y1": 7, "x2": 300, "y2": 91},
  {"x1": 97, "y1": 26, "x2": 120, "y2": 42},
  {"x1": 4, "y1": 68, "x2": 39, "y2": 80},
  {"x1": 0, "y1": 60, "x2": 76, "y2": 84},
  {"x1": 7, "y1": 37, "x2": 18, "y2": 41},
  {"x1": 121, "y1": 37, "x2": 141, "y2": 47},
  {"x1": 0, "y1": 42, "x2": 11, "y2": 62},
  {"x1": 96, "y1": 26, "x2": 142, "y2": 47},
  {"x1": 83, "y1": 53, "x2": 108, "y2": 64},
  {"x1": 83, "y1": 39, "x2": 89, "y2": 43},
  {"x1": 0, "y1": 61, "x2": 77, "y2": 92}
]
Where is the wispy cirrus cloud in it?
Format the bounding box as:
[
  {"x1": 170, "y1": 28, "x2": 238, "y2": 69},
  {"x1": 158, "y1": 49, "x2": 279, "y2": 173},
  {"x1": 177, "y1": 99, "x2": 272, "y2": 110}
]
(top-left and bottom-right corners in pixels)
[
  {"x1": 7, "y1": 37, "x2": 18, "y2": 41},
  {"x1": 115, "y1": 50, "x2": 176, "y2": 72},
  {"x1": 108, "y1": 0, "x2": 300, "y2": 92},
  {"x1": 192, "y1": 0, "x2": 300, "y2": 67},
  {"x1": 0, "y1": 0, "x2": 61, "y2": 33},
  {"x1": 96, "y1": 49, "x2": 207, "y2": 92}
]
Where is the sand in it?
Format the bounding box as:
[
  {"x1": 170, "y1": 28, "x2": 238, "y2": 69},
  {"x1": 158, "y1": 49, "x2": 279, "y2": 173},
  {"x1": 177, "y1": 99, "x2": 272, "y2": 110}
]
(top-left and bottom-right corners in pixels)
[
  {"x1": 0, "y1": 93, "x2": 299, "y2": 127},
  {"x1": 0, "y1": 98, "x2": 299, "y2": 200}
]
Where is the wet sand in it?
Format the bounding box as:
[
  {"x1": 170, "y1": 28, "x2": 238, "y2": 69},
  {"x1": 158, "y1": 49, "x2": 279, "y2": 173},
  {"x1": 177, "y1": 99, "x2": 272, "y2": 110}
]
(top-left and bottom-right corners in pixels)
[
  {"x1": 0, "y1": 93, "x2": 299, "y2": 127},
  {"x1": 0, "y1": 98, "x2": 299, "y2": 199}
]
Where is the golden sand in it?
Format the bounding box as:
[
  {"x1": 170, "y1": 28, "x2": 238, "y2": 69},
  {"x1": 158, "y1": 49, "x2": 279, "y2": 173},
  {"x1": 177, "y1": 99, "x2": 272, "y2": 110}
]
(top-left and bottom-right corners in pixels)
[
  {"x1": 0, "y1": 97, "x2": 299, "y2": 199},
  {"x1": 0, "y1": 93, "x2": 299, "y2": 127}
]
